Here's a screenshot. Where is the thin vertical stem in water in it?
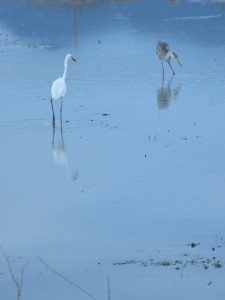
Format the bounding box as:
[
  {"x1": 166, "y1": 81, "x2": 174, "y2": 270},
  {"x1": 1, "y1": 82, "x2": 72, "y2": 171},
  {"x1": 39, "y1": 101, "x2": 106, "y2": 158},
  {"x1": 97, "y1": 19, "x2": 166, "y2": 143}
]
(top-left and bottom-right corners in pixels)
[
  {"x1": 37, "y1": 256, "x2": 97, "y2": 300},
  {"x1": 18, "y1": 259, "x2": 30, "y2": 299},
  {"x1": 107, "y1": 277, "x2": 111, "y2": 300},
  {"x1": 0, "y1": 246, "x2": 30, "y2": 300}
]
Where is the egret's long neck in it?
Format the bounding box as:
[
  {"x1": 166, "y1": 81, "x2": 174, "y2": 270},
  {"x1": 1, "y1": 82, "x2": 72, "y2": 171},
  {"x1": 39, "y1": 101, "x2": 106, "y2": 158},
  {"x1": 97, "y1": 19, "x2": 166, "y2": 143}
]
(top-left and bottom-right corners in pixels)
[{"x1": 62, "y1": 58, "x2": 68, "y2": 80}]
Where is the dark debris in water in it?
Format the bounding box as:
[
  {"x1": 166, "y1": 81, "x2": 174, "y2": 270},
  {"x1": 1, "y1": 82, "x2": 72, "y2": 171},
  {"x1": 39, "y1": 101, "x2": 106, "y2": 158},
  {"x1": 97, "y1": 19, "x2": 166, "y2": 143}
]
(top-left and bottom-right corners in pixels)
[
  {"x1": 113, "y1": 260, "x2": 136, "y2": 266},
  {"x1": 113, "y1": 238, "x2": 224, "y2": 271},
  {"x1": 188, "y1": 242, "x2": 200, "y2": 248},
  {"x1": 212, "y1": 262, "x2": 223, "y2": 268},
  {"x1": 113, "y1": 256, "x2": 223, "y2": 270}
]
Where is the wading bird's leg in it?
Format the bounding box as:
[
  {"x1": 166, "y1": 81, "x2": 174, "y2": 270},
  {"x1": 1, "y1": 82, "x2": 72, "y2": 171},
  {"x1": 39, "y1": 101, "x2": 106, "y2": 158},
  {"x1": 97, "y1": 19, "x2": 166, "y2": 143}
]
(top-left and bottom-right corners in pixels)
[
  {"x1": 161, "y1": 61, "x2": 164, "y2": 80},
  {"x1": 52, "y1": 124, "x2": 55, "y2": 149},
  {"x1": 168, "y1": 61, "x2": 175, "y2": 75},
  {"x1": 51, "y1": 98, "x2": 55, "y2": 127},
  {"x1": 60, "y1": 120, "x2": 64, "y2": 148},
  {"x1": 60, "y1": 98, "x2": 63, "y2": 126},
  {"x1": 60, "y1": 100, "x2": 64, "y2": 146}
]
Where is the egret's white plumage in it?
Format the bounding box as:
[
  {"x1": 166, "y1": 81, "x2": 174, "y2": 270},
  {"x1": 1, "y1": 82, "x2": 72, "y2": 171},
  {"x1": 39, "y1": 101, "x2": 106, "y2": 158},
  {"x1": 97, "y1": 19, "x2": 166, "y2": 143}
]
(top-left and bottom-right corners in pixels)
[
  {"x1": 156, "y1": 41, "x2": 182, "y2": 78},
  {"x1": 51, "y1": 77, "x2": 66, "y2": 100},
  {"x1": 51, "y1": 53, "x2": 76, "y2": 126}
]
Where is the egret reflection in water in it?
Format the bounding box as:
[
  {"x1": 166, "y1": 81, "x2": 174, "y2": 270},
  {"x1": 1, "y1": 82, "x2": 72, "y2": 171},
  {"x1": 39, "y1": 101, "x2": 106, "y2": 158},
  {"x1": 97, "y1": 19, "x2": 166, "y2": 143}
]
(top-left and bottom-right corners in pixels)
[
  {"x1": 52, "y1": 124, "x2": 78, "y2": 182},
  {"x1": 157, "y1": 76, "x2": 182, "y2": 109}
]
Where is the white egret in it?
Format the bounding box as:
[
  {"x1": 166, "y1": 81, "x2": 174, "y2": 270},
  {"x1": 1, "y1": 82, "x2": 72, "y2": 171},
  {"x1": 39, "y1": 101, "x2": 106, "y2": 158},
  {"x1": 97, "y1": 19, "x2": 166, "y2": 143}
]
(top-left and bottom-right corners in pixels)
[
  {"x1": 156, "y1": 41, "x2": 182, "y2": 78},
  {"x1": 51, "y1": 53, "x2": 76, "y2": 126}
]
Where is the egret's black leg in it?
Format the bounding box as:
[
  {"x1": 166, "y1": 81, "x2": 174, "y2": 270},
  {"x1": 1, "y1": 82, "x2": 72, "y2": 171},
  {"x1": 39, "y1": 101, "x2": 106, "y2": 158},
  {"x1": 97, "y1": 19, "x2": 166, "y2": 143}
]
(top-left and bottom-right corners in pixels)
[
  {"x1": 60, "y1": 98, "x2": 63, "y2": 126},
  {"x1": 60, "y1": 119, "x2": 64, "y2": 147},
  {"x1": 168, "y1": 61, "x2": 175, "y2": 75},
  {"x1": 52, "y1": 123, "x2": 55, "y2": 148},
  {"x1": 51, "y1": 98, "x2": 55, "y2": 127}
]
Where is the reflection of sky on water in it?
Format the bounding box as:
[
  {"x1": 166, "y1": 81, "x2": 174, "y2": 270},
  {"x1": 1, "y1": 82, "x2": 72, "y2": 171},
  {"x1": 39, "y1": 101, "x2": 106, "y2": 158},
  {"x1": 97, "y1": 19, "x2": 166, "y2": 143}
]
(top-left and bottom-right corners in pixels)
[
  {"x1": 1, "y1": 1, "x2": 225, "y2": 299},
  {"x1": 1, "y1": 0, "x2": 225, "y2": 47}
]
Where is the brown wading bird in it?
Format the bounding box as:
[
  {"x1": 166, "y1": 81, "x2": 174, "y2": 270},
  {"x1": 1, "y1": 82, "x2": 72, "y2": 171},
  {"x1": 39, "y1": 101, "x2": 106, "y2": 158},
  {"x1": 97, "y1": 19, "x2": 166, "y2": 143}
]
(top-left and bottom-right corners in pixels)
[{"x1": 156, "y1": 41, "x2": 182, "y2": 78}]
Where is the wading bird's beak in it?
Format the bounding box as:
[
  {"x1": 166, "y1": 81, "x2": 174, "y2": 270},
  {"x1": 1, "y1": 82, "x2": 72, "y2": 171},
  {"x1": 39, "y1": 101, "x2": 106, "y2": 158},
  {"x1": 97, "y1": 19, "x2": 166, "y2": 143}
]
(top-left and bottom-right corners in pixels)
[
  {"x1": 173, "y1": 52, "x2": 182, "y2": 67},
  {"x1": 177, "y1": 59, "x2": 182, "y2": 67},
  {"x1": 177, "y1": 60, "x2": 182, "y2": 67},
  {"x1": 72, "y1": 56, "x2": 77, "y2": 62}
]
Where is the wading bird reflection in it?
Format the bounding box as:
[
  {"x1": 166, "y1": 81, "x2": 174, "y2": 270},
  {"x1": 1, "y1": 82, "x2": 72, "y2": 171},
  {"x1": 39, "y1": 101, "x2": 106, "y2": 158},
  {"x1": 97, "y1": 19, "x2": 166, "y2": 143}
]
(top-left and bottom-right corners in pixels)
[
  {"x1": 52, "y1": 124, "x2": 78, "y2": 182},
  {"x1": 51, "y1": 54, "x2": 76, "y2": 127},
  {"x1": 157, "y1": 75, "x2": 182, "y2": 109},
  {"x1": 156, "y1": 41, "x2": 182, "y2": 78}
]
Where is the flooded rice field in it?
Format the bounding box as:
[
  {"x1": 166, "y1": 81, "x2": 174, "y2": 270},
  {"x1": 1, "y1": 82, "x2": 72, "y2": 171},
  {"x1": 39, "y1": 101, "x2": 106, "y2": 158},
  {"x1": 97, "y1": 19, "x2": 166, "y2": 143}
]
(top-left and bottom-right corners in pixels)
[{"x1": 0, "y1": 0, "x2": 225, "y2": 299}]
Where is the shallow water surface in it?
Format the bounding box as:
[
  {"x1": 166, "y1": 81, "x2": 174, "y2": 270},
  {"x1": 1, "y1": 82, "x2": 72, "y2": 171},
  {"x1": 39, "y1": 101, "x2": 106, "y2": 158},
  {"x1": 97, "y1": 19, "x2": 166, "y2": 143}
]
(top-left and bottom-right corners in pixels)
[{"x1": 0, "y1": 0, "x2": 225, "y2": 299}]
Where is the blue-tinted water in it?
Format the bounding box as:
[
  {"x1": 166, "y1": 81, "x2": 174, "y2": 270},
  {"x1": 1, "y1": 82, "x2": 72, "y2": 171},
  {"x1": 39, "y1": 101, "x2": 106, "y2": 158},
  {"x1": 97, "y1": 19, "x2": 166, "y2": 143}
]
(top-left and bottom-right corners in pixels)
[{"x1": 0, "y1": 1, "x2": 225, "y2": 299}]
